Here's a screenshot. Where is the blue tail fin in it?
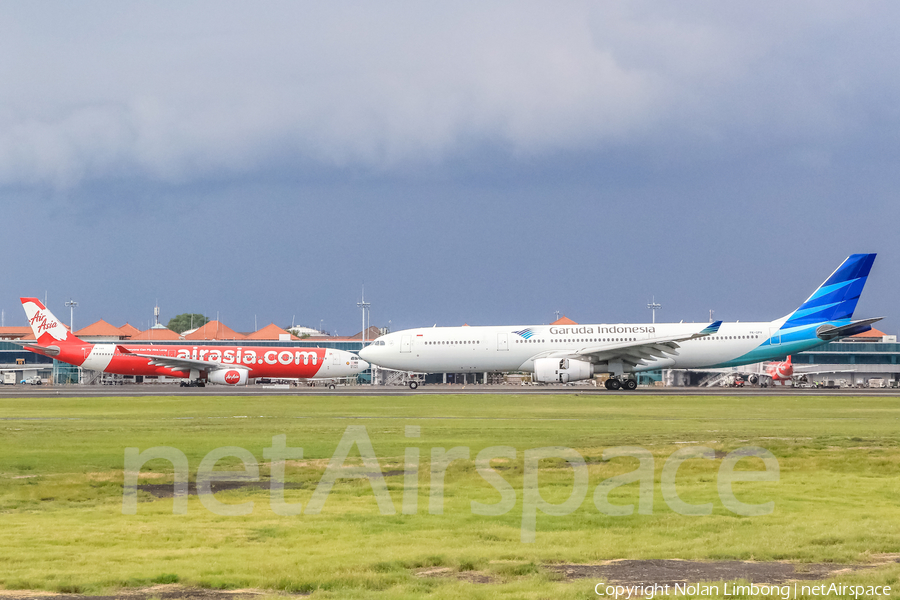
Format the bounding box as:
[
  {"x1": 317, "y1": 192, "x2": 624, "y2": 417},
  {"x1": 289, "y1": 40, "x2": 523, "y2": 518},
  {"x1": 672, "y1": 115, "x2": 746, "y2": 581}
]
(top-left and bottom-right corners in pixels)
[{"x1": 782, "y1": 253, "x2": 876, "y2": 329}]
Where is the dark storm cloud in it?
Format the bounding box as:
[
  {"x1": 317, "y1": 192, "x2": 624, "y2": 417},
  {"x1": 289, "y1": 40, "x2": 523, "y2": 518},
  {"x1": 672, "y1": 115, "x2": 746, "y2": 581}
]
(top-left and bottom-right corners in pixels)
[
  {"x1": 1, "y1": 2, "x2": 898, "y2": 332},
  {"x1": 5, "y1": 2, "x2": 895, "y2": 186}
]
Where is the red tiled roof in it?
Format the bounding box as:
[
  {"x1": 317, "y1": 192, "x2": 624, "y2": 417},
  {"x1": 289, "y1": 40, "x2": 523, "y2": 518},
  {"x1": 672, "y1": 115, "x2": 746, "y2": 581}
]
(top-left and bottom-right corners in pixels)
[
  {"x1": 851, "y1": 327, "x2": 887, "y2": 338},
  {"x1": 0, "y1": 327, "x2": 34, "y2": 340},
  {"x1": 551, "y1": 316, "x2": 577, "y2": 325},
  {"x1": 119, "y1": 323, "x2": 141, "y2": 338},
  {"x1": 129, "y1": 327, "x2": 182, "y2": 341},
  {"x1": 76, "y1": 320, "x2": 128, "y2": 338},
  {"x1": 183, "y1": 320, "x2": 246, "y2": 340},
  {"x1": 348, "y1": 326, "x2": 383, "y2": 340},
  {"x1": 244, "y1": 323, "x2": 299, "y2": 340}
]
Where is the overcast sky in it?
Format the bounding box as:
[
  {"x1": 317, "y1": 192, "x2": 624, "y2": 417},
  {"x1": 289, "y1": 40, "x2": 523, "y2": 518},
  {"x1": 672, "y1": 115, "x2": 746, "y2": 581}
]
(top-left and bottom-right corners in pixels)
[{"x1": 2, "y1": 2, "x2": 898, "y2": 335}]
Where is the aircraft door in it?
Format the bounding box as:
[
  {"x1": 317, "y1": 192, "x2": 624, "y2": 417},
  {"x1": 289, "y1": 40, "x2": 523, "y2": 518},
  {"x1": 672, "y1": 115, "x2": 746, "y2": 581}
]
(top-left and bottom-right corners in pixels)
[
  {"x1": 768, "y1": 327, "x2": 782, "y2": 346},
  {"x1": 333, "y1": 351, "x2": 341, "y2": 365},
  {"x1": 497, "y1": 333, "x2": 508, "y2": 351},
  {"x1": 401, "y1": 335, "x2": 412, "y2": 353}
]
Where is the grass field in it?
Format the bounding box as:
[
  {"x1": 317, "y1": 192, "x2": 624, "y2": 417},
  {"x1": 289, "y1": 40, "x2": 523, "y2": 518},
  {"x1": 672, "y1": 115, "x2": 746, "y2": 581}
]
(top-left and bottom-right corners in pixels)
[{"x1": 1, "y1": 393, "x2": 899, "y2": 599}]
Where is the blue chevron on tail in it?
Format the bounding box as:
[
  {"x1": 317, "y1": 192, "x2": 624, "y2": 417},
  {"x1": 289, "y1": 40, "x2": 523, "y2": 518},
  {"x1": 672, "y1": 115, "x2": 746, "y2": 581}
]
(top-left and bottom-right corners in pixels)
[{"x1": 782, "y1": 253, "x2": 876, "y2": 329}]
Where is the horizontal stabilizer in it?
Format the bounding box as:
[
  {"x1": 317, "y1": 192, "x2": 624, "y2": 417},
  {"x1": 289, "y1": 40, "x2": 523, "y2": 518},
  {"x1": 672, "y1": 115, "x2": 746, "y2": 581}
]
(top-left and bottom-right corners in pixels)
[
  {"x1": 816, "y1": 317, "x2": 884, "y2": 341},
  {"x1": 17, "y1": 343, "x2": 60, "y2": 356}
]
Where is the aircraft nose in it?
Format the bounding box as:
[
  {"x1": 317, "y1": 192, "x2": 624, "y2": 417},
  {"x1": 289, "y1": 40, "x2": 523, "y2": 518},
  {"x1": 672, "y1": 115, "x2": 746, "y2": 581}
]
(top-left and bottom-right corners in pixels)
[
  {"x1": 358, "y1": 359, "x2": 370, "y2": 371},
  {"x1": 359, "y1": 346, "x2": 372, "y2": 361}
]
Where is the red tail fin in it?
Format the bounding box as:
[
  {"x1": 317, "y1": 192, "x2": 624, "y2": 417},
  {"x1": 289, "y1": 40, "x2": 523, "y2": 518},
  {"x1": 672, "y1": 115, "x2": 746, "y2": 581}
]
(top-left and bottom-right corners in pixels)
[{"x1": 20, "y1": 297, "x2": 83, "y2": 345}]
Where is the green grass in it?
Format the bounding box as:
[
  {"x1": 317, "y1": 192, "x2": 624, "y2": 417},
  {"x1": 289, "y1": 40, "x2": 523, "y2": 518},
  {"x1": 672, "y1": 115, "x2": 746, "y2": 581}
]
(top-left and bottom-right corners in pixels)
[{"x1": 1, "y1": 393, "x2": 899, "y2": 598}]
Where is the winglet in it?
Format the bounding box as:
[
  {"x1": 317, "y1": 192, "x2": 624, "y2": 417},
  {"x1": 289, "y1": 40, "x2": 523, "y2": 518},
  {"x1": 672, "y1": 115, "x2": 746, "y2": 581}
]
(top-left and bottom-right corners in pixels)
[{"x1": 698, "y1": 320, "x2": 723, "y2": 336}]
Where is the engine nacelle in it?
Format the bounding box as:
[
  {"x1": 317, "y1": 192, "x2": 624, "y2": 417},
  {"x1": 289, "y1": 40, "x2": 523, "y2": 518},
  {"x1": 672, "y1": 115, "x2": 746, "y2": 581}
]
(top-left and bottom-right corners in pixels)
[
  {"x1": 747, "y1": 373, "x2": 759, "y2": 384},
  {"x1": 208, "y1": 368, "x2": 250, "y2": 386},
  {"x1": 534, "y1": 357, "x2": 594, "y2": 384}
]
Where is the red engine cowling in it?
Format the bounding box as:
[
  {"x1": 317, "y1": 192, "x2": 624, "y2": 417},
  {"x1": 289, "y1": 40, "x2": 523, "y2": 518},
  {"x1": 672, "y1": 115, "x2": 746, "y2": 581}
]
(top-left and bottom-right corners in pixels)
[
  {"x1": 534, "y1": 357, "x2": 594, "y2": 383},
  {"x1": 208, "y1": 368, "x2": 250, "y2": 386}
]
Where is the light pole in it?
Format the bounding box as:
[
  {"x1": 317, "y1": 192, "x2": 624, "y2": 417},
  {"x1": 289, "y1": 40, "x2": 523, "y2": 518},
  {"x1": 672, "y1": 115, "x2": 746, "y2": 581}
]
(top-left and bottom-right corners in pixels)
[
  {"x1": 65, "y1": 299, "x2": 78, "y2": 332},
  {"x1": 647, "y1": 297, "x2": 661, "y2": 324},
  {"x1": 357, "y1": 286, "x2": 371, "y2": 346}
]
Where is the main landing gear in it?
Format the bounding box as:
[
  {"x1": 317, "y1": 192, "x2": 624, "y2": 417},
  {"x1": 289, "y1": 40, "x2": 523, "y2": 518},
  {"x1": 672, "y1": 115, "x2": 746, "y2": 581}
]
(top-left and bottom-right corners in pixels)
[
  {"x1": 179, "y1": 380, "x2": 206, "y2": 388},
  {"x1": 604, "y1": 377, "x2": 637, "y2": 391}
]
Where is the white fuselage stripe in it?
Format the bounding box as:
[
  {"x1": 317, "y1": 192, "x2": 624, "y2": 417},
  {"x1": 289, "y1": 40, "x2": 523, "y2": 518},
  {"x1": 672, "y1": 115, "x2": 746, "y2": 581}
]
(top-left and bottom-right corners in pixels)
[{"x1": 82, "y1": 344, "x2": 115, "y2": 372}]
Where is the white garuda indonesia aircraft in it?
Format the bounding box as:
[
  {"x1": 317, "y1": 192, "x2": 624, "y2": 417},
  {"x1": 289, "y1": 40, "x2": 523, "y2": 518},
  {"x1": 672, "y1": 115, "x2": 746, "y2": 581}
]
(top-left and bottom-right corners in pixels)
[{"x1": 360, "y1": 254, "x2": 880, "y2": 390}]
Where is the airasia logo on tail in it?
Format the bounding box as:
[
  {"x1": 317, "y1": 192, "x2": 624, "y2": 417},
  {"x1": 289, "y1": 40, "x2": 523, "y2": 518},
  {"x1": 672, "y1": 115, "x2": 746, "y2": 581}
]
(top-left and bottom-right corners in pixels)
[
  {"x1": 22, "y1": 299, "x2": 70, "y2": 343},
  {"x1": 224, "y1": 370, "x2": 242, "y2": 384}
]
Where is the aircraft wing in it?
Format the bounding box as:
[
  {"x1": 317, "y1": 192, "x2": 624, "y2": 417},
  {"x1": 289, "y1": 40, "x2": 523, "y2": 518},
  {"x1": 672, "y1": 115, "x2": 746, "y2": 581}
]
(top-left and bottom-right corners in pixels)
[
  {"x1": 792, "y1": 367, "x2": 856, "y2": 377},
  {"x1": 117, "y1": 347, "x2": 251, "y2": 373},
  {"x1": 550, "y1": 321, "x2": 722, "y2": 368}
]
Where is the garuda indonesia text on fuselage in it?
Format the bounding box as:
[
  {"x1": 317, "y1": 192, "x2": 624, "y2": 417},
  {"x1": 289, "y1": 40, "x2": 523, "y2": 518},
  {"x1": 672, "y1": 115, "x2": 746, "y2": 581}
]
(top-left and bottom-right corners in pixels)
[
  {"x1": 359, "y1": 254, "x2": 880, "y2": 390},
  {"x1": 19, "y1": 298, "x2": 368, "y2": 386}
]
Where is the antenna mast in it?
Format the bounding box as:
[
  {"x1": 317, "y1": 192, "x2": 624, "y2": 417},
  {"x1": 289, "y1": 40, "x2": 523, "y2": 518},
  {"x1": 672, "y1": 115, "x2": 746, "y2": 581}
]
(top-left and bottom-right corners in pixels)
[{"x1": 647, "y1": 297, "x2": 661, "y2": 324}]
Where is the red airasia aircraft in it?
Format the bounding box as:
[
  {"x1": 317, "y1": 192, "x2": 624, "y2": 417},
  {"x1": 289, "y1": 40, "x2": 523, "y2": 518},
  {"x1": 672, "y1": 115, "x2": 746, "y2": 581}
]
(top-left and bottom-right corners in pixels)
[
  {"x1": 19, "y1": 298, "x2": 368, "y2": 386},
  {"x1": 766, "y1": 355, "x2": 794, "y2": 383},
  {"x1": 746, "y1": 355, "x2": 793, "y2": 386}
]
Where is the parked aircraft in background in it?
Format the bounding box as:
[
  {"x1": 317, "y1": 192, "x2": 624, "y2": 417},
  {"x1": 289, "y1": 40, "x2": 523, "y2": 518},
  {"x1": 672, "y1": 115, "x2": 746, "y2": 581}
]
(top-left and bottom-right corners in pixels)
[
  {"x1": 19, "y1": 298, "x2": 368, "y2": 386},
  {"x1": 360, "y1": 254, "x2": 880, "y2": 390},
  {"x1": 747, "y1": 355, "x2": 795, "y2": 386},
  {"x1": 742, "y1": 355, "x2": 856, "y2": 387}
]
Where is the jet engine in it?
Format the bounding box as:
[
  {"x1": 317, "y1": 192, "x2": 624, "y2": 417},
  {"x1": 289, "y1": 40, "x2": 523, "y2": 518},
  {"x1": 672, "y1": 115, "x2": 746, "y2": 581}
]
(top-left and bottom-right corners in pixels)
[
  {"x1": 534, "y1": 357, "x2": 594, "y2": 383},
  {"x1": 747, "y1": 374, "x2": 759, "y2": 384},
  {"x1": 208, "y1": 368, "x2": 250, "y2": 386}
]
